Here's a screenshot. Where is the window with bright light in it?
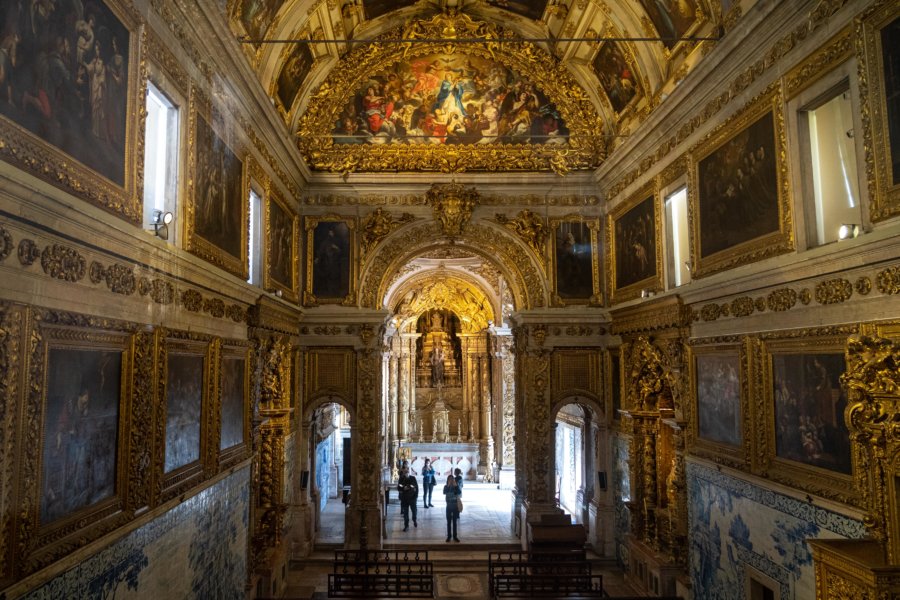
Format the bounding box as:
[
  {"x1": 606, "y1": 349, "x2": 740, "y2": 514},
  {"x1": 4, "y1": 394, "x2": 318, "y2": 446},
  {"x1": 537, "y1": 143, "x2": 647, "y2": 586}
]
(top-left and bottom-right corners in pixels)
[
  {"x1": 664, "y1": 186, "x2": 690, "y2": 288},
  {"x1": 248, "y1": 187, "x2": 263, "y2": 285},
  {"x1": 143, "y1": 82, "x2": 179, "y2": 241}
]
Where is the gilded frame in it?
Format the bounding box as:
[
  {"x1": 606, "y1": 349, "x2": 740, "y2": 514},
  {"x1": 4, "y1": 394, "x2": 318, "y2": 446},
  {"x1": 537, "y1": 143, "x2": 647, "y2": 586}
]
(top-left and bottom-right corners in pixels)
[
  {"x1": 638, "y1": 0, "x2": 707, "y2": 63},
  {"x1": 549, "y1": 215, "x2": 601, "y2": 307},
  {"x1": 304, "y1": 214, "x2": 357, "y2": 306},
  {"x1": 264, "y1": 187, "x2": 300, "y2": 302},
  {"x1": 757, "y1": 334, "x2": 861, "y2": 507},
  {"x1": 689, "y1": 87, "x2": 794, "y2": 278},
  {"x1": 607, "y1": 182, "x2": 663, "y2": 304},
  {"x1": 687, "y1": 340, "x2": 750, "y2": 468},
  {"x1": 859, "y1": 3, "x2": 900, "y2": 221},
  {"x1": 0, "y1": 0, "x2": 145, "y2": 224},
  {"x1": 218, "y1": 342, "x2": 251, "y2": 470},
  {"x1": 23, "y1": 322, "x2": 135, "y2": 574},
  {"x1": 184, "y1": 90, "x2": 250, "y2": 280},
  {"x1": 157, "y1": 330, "x2": 213, "y2": 502},
  {"x1": 605, "y1": 348, "x2": 623, "y2": 425}
]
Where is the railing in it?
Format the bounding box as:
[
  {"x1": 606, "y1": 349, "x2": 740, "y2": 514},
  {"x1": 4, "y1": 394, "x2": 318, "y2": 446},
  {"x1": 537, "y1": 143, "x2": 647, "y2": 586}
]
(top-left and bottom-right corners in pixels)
[
  {"x1": 328, "y1": 550, "x2": 434, "y2": 598},
  {"x1": 488, "y1": 551, "x2": 604, "y2": 598}
]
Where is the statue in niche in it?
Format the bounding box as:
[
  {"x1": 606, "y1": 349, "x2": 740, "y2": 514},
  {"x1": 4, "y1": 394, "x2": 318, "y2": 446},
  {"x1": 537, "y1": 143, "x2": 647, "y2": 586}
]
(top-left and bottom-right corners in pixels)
[
  {"x1": 430, "y1": 311, "x2": 444, "y2": 332},
  {"x1": 431, "y1": 345, "x2": 445, "y2": 386}
]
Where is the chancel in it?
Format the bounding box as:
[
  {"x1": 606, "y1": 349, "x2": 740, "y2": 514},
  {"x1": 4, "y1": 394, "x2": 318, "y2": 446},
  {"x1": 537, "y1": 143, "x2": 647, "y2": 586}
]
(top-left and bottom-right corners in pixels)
[{"x1": 1, "y1": 0, "x2": 900, "y2": 599}]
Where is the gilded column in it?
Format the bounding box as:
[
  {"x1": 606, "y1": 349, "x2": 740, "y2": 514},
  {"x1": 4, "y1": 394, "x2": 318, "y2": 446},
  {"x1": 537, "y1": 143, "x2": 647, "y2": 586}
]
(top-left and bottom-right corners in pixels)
[
  {"x1": 479, "y1": 350, "x2": 493, "y2": 473},
  {"x1": 398, "y1": 334, "x2": 412, "y2": 441}
]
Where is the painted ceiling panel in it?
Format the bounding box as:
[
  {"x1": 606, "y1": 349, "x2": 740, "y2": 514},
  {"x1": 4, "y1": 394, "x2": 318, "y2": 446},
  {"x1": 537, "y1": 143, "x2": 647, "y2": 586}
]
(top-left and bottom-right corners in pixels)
[
  {"x1": 484, "y1": 0, "x2": 548, "y2": 21},
  {"x1": 365, "y1": 0, "x2": 419, "y2": 22}
]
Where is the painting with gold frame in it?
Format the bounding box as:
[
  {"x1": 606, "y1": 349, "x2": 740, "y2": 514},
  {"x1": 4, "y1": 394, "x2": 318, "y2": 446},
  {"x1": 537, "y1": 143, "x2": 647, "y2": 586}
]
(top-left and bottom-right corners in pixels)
[
  {"x1": 758, "y1": 332, "x2": 860, "y2": 506},
  {"x1": 689, "y1": 88, "x2": 793, "y2": 278},
  {"x1": 860, "y1": 4, "x2": 900, "y2": 221},
  {"x1": 687, "y1": 341, "x2": 750, "y2": 467},
  {"x1": 158, "y1": 332, "x2": 212, "y2": 500},
  {"x1": 265, "y1": 189, "x2": 299, "y2": 302},
  {"x1": 638, "y1": 0, "x2": 704, "y2": 58},
  {"x1": 22, "y1": 320, "x2": 135, "y2": 574},
  {"x1": 185, "y1": 94, "x2": 249, "y2": 280},
  {"x1": 272, "y1": 43, "x2": 314, "y2": 120},
  {"x1": 608, "y1": 183, "x2": 662, "y2": 304},
  {"x1": 0, "y1": 0, "x2": 144, "y2": 223},
  {"x1": 304, "y1": 215, "x2": 356, "y2": 306},
  {"x1": 219, "y1": 343, "x2": 251, "y2": 470},
  {"x1": 593, "y1": 41, "x2": 642, "y2": 115},
  {"x1": 550, "y1": 216, "x2": 601, "y2": 306}
]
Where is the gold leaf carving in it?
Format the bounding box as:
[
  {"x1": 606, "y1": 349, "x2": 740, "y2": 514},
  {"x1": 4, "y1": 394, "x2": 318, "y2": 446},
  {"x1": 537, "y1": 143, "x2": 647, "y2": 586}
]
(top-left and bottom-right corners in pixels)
[
  {"x1": 876, "y1": 266, "x2": 900, "y2": 295},
  {"x1": 766, "y1": 288, "x2": 796, "y2": 312},
  {"x1": 814, "y1": 278, "x2": 852, "y2": 305},
  {"x1": 40, "y1": 244, "x2": 86, "y2": 282}
]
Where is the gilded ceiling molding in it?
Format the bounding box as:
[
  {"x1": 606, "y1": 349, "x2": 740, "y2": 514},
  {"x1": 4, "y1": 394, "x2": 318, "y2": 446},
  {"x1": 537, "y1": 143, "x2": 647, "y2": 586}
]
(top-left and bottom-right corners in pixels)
[
  {"x1": 427, "y1": 183, "x2": 478, "y2": 237},
  {"x1": 360, "y1": 208, "x2": 417, "y2": 259},
  {"x1": 495, "y1": 209, "x2": 549, "y2": 259},
  {"x1": 302, "y1": 193, "x2": 600, "y2": 207},
  {"x1": 296, "y1": 11, "x2": 607, "y2": 174},
  {"x1": 359, "y1": 221, "x2": 548, "y2": 311},
  {"x1": 390, "y1": 274, "x2": 495, "y2": 333}
]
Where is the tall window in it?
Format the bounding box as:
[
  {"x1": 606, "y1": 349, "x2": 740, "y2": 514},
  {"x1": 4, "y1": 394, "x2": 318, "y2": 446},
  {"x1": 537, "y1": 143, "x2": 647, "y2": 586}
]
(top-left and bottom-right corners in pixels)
[
  {"x1": 143, "y1": 82, "x2": 179, "y2": 241},
  {"x1": 803, "y1": 87, "x2": 861, "y2": 245},
  {"x1": 248, "y1": 187, "x2": 263, "y2": 285},
  {"x1": 664, "y1": 186, "x2": 690, "y2": 288}
]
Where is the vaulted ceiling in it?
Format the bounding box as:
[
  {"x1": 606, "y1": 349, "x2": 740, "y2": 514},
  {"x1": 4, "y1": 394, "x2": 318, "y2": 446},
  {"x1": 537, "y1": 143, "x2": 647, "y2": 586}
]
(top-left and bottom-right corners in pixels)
[{"x1": 226, "y1": 0, "x2": 745, "y2": 174}]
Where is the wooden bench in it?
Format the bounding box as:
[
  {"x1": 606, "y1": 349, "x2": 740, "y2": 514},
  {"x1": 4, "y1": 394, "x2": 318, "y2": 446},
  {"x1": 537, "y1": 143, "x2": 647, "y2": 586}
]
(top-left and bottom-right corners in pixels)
[{"x1": 328, "y1": 550, "x2": 434, "y2": 598}]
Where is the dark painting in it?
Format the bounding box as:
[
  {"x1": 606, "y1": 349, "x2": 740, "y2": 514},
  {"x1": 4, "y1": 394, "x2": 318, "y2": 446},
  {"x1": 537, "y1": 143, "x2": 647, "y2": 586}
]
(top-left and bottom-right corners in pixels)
[
  {"x1": 0, "y1": 0, "x2": 130, "y2": 185},
  {"x1": 220, "y1": 357, "x2": 245, "y2": 450},
  {"x1": 638, "y1": 0, "x2": 698, "y2": 48},
  {"x1": 881, "y1": 16, "x2": 900, "y2": 185},
  {"x1": 194, "y1": 114, "x2": 243, "y2": 259},
  {"x1": 773, "y1": 353, "x2": 851, "y2": 474},
  {"x1": 615, "y1": 195, "x2": 656, "y2": 289},
  {"x1": 268, "y1": 200, "x2": 293, "y2": 288},
  {"x1": 236, "y1": 0, "x2": 285, "y2": 41},
  {"x1": 696, "y1": 354, "x2": 741, "y2": 446},
  {"x1": 593, "y1": 42, "x2": 639, "y2": 113},
  {"x1": 275, "y1": 43, "x2": 313, "y2": 112},
  {"x1": 363, "y1": 0, "x2": 417, "y2": 21},
  {"x1": 697, "y1": 111, "x2": 779, "y2": 258},
  {"x1": 555, "y1": 221, "x2": 594, "y2": 299},
  {"x1": 331, "y1": 53, "x2": 569, "y2": 145},
  {"x1": 312, "y1": 221, "x2": 350, "y2": 299},
  {"x1": 486, "y1": 0, "x2": 548, "y2": 20},
  {"x1": 165, "y1": 353, "x2": 203, "y2": 473},
  {"x1": 41, "y1": 348, "x2": 121, "y2": 523}
]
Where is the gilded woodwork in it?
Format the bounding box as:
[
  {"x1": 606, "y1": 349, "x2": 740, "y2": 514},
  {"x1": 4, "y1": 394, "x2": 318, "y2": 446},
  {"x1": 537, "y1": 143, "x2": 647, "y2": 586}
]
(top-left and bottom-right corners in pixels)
[
  {"x1": 494, "y1": 210, "x2": 549, "y2": 260},
  {"x1": 296, "y1": 12, "x2": 606, "y2": 174},
  {"x1": 40, "y1": 245, "x2": 86, "y2": 283},
  {"x1": 303, "y1": 214, "x2": 357, "y2": 307},
  {"x1": 810, "y1": 538, "x2": 900, "y2": 600},
  {"x1": 263, "y1": 187, "x2": 300, "y2": 303},
  {"x1": 606, "y1": 181, "x2": 663, "y2": 304},
  {"x1": 360, "y1": 209, "x2": 416, "y2": 259},
  {"x1": 548, "y1": 214, "x2": 602, "y2": 307},
  {"x1": 304, "y1": 193, "x2": 600, "y2": 207},
  {"x1": 0, "y1": 225, "x2": 13, "y2": 262},
  {"x1": 0, "y1": 303, "x2": 22, "y2": 581},
  {"x1": 17, "y1": 239, "x2": 39, "y2": 266},
  {"x1": 392, "y1": 275, "x2": 494, "y2": 334},
  {"x1": 427, "y1": 183, "x2": 478, "y2": 238},
  {"x1": 523, "y1": 350, "x2": 552, "y2": 504}
]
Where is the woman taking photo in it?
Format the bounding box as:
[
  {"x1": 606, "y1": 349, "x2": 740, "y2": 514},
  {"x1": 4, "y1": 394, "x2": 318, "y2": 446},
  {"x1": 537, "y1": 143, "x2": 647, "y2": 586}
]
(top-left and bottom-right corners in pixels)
[{"x1": 443, "y1": 474, "x2": 461, "y2": 542}]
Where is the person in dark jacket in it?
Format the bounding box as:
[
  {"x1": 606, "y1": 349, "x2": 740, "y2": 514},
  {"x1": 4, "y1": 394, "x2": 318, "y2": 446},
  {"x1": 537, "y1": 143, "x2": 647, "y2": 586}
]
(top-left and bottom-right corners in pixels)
[
  {"x1": 398, "y1": 467, "x2": 419, "y2": 531},
  {"x1": 421, "y1": 459, "x2": 436, "y2": 508},
  {"x1": 454, "y1": 467, "x2": 464, "y2": 489},
  {"x1": 443, "y1": 474, "x2": 461, "y2": 542}
]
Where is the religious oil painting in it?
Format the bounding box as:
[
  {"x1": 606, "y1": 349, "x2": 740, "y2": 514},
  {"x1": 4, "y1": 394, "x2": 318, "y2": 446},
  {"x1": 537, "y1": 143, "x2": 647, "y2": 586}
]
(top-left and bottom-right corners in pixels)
[
  {"x1": 880, "y1": 16, "x2": 900, "y2": 187},
  {"x1": 695, "y1": 353, "x2": 742, "y2": 446},
  {"x1": 552, "y1": 219, "x2": 598, "y2": 303},
  {"x1": 234, "y1": 0, "x2": 285, "y2": 42},
  {"x1": 265, "y1": 191, "x2": 298, "y2": 301},
  {"x1": 165, "y1": 353, "x2": 204, "y2": 473},
  {"x1": 364, "y1": 0, "x2": 417, "y2": 21},
  {"x1": 331, "y1": 53, "x2": 569, "y2": 146},
  {"x1": 485, "y1": 0, "x2": 549, "y2": 20},
  {"x1": 220, "y1": 357, "x2": 246, "y2": 451},
  {"x1": 772, "y1": 352, "x2": 850, "y2": 475},
  {"x1": 593, "y1": 42, "x2": 640, "y2": 114},
  {"x1": 41, "y1": 347, "x2": 122, "y2": 524},
  {"x1": 193, "y1": 114, "x2": 244, "y2": 262},
  {"x1": 305, "y1": 217, "x2": 354, "y2": 305},
  {"x1": 275, "y1": 43, "x2": 313, "y2": 115},
  {"x1": 638, "y1": 0, "x2": 698, "y2": 49},
  {"x1": 613, "y1": 193, "x2": 657, "y2": 291}
]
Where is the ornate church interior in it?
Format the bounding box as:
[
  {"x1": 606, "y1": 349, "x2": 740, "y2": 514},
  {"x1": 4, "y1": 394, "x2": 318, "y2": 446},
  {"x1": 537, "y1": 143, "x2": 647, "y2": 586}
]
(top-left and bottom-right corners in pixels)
[{"x1": 1, "y1": 0, "x2": 899, "y2": 598}]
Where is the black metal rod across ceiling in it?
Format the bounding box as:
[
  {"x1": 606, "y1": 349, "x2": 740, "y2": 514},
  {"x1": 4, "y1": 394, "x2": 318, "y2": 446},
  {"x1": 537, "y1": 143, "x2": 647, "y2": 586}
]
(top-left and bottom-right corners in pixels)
[{"x1": 238, "y1": 35, "x2": 720, "y2": 44}]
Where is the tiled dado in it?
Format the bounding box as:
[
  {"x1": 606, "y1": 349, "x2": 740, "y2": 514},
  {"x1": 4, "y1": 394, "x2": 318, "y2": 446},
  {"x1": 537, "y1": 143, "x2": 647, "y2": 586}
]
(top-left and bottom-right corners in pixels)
[{"x1": 15, "y1": 465, "x2": 250, "y2": 600}]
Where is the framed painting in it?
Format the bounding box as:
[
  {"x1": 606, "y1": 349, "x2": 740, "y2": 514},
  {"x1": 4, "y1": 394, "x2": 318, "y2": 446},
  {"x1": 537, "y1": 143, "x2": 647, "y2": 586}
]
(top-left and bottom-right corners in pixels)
[
  {"x1": 759, "y1": 333, "x2": 860, "y2": 506},
  {"x1": 860, "y1": 5, "x2": 900, "y2": 221},
  {"x1": 231, "y1": 0, "x2": 285, "y2": 43},
  {"x1": 485, "y1": 0, "x2": 549, "y2": 20},
  {"x1": 218, "y1": 344, "x2": 250, "y2": 469},
  {"x1": 608, "y1": 183, "x2": 662, "y2": 304},
  {"x1": 159, "y1": 333, "x2": 211, "y2": 499},
  {"x1": 304, "y1": 215, "x2": 356, "y2": 306},
  {"x1": 593, "y1": 42, "x2": 641, "y2": 114},
  {"x1": 550, "y1": 216, "x2": 601, "y2": 306},
  {"x1": 273, "y1": 43, "x2": 314, "y2": 119},
  {"x1": 185, "y1": 95, "x2": 249, "y2": 279},
  {"x1": 638, "y1": 0, "x2": 701, "y2": 53},
  {"x1": 265, "y1": 189, "x2": 299, "y2": 302},
  {"x1": 689, "y1": 89, "x2": 793, "y2": 277},
  {"x1": 0, "y1": 0, "x2": 143, "y2": 222},
  {"x1": 687, "y1": 342, "x2": 749, "y2": 466}
]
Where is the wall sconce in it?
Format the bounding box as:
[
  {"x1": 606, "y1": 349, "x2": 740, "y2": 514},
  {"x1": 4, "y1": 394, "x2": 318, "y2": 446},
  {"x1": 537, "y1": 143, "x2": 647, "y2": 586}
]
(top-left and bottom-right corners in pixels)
[
  {"x1": 838, "y1": 223, "x2": 859, "y2": 240},
  {"x1": 152, "y1": 209, "x2": 174, "y2": 240}
]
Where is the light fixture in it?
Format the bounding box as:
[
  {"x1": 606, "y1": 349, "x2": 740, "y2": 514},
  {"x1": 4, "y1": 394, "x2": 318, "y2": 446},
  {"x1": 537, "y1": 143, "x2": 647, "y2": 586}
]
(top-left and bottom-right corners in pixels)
[
  {"x1": 838, "y1": 223, "x2": 859, "y2": 240},
  {"x1": 152, "y1": 209, "x2": 174, "y2": 240}
]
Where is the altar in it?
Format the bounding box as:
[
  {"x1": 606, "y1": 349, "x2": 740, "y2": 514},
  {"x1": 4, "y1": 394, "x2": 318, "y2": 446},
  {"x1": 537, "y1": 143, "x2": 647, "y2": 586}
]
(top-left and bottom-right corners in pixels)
[{"x1": 403, "y1": 442, "x2": 480, "y2": 481}]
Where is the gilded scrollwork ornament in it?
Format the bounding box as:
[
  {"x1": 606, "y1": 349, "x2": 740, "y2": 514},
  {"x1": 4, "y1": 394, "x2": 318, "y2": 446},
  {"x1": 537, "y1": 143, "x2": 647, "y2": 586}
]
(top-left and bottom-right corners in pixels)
[
  {"x1": 17, "y1": 239, "x2": 40, "y2": 266},
  {"x1": 360, "y1": 209, "x2": 415, "y2": 258},
  {"x1": 428, "y1": 183, "x2": 478, "y2": 238},
  {"x1": 495, "y1": 210, "x2": 548, "y2": 258},
  {"x1": 0, "y1": 225, "x2": 12, "y2": 262}
]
